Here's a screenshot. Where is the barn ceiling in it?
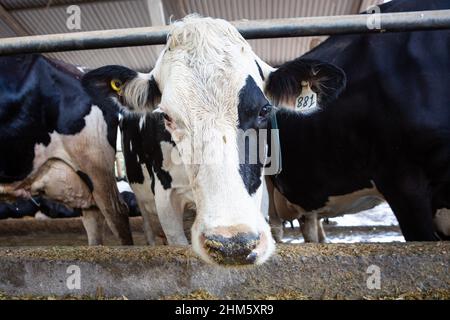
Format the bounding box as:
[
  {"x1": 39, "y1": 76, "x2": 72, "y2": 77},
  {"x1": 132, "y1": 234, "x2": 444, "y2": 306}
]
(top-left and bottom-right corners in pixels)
[{"x1": 0, "y1": 0, "x2": 383, "y2": 71}]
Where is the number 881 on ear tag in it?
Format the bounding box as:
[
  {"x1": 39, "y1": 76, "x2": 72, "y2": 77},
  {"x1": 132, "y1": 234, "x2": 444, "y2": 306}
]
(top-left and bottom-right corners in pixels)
[{"x1": 295, "y1": 81, "x2": 318, "y2": 114}]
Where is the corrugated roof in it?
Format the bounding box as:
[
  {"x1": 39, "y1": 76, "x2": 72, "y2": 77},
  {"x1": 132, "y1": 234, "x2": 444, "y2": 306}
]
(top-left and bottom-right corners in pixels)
[
  {"x1": 0, "y1": 18, "x2": 16, "y2": 37},
  {"x1": 0, "y1": 0, "x2": 383, "y2": 70}
]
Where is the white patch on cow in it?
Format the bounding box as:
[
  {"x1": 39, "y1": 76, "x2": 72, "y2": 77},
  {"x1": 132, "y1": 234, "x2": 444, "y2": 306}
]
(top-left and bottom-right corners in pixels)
[
  {"x1": 434, "y1": 208, "x2": 450, "y2": 236},
  {"x1": 117, "y1": 180, "x2": 133, "y2": 193},
  {"x1": 32, "y1": 106, "x2": 110, "y2": 174},
  {"x1": 157, "y1": 140, "x2": 194, "y2": 245},
  {"x1": 122, "y1": 72, "x2": 156, "y2": 112},
  {"x1": 76, "y1": 66, "x2": 87, "y2": 73},
  {"x1": 129, "y1": 163, "x2": 159, "y2": 245},
  {"x1": 20, "y1": 105, "x2": 110, "y2": 209},
  {"x1": 153, "y1": 170, "x2": 189, "y2": 245},
  {"x1": 139, "y1": 115, "x2": 146, "y2": 131},
  {"x1": 35, "y1": 211, "x2": 50, "y2": 220},
  {"x1": 320, "y1": 187, "x2": 385, "y2": 218},
  {"x1": 129, "y1": 141, "x2": 133, "y2": 153},
  {"x1": 160, "y1": 141, "x2": 190, "y2": 189}
]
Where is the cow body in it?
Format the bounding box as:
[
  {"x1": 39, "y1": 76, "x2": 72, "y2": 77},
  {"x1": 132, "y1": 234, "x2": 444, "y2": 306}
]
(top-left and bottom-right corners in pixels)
[
  {"x1": 269, "y1": 0, "x2": 450, "y2": 241},
  {"x1": 0, "y1": 54, "x2": 132, "y2": 245},
  {"x1": 120, "y1": 113, "x2": 194, "y2": 245}
]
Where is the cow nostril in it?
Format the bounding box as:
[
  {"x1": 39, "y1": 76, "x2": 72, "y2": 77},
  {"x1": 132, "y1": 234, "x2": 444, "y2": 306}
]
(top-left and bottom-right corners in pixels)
[{"x1": 203, "y1": 232, "x2": 260, "y2": 265}]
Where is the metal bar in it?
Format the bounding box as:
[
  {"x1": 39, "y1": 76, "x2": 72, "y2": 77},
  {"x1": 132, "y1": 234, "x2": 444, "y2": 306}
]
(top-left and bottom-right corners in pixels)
[{"x1": 0, "y1": 10, "x2": 449, "y2": 55}]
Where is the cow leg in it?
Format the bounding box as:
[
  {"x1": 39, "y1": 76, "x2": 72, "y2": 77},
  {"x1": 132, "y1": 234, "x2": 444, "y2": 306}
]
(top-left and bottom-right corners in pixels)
[
  {"x1": 317, "y1": 218, "x2": 327, "y2": 243},
  {"x1": 138, "y1": 195, "x2": 166, "y2": 245},
  {"x1": 131, "y1": 182, "x2": 166, "y2": 245},
  {"x1": 375, "y1": 169, "x2": 437, "y2": 241},
  {"x1": 81, "y1": 208, "x2": 105, "y2": 245},
  {"x1": 301, "y1": 213, "x2": 320, "y2": 243},
  {"x1": 434, "y1": 208, "x2": 450, "y2": 240},
  {"x1": 82, "y1": 165, "x2": 133, "y2": 245},
  {"x1": 140, "y1": 202, "x2": 158, "y2": 246},
  {"x1": 93, "y1": 187, "x2": 133, "y2": 245},
  {"x1": 265, "y1": 177, "x2": 283, "y2": 242},
  {"x1": 154, "y1": 185, "x2": 188, "y2": 245}
]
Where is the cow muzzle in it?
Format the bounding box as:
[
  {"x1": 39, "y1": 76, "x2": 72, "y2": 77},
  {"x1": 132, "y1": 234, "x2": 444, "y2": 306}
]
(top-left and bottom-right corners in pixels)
[{"x1": 200, "y1": 226, "x2": 269, "y2": 265}]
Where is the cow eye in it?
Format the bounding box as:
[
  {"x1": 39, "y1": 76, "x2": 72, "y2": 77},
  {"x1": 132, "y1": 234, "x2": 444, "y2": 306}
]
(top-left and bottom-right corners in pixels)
[{"x1": 259, "y1": 104, "x2": 272, "y2": 119}]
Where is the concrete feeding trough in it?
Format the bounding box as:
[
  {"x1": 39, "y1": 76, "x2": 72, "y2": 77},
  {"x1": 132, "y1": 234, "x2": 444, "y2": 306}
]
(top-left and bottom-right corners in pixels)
[{"x1": 0, "y1": 243, "x2": 448, "y2": 300}]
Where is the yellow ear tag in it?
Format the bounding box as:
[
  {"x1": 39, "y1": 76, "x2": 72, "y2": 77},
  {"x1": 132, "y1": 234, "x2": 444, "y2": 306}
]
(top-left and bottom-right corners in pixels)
[
  {"x1": 110, "y1": 79, "x2": 123, "y2": 95},
  {"x1": 295, "y1": 81, "x2": 318, "y2": 114}
]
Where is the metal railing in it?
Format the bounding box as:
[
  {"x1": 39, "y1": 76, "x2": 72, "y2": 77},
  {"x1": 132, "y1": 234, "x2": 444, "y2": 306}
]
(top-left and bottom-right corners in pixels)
[{"x1": 0, "y1": 9, "x2": 449, "y2": 55}]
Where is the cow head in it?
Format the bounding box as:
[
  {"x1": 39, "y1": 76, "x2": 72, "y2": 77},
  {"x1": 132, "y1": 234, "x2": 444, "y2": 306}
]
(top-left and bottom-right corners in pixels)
[{"x1": 82, "y1": 15, "x2": 345, "y2": 265}]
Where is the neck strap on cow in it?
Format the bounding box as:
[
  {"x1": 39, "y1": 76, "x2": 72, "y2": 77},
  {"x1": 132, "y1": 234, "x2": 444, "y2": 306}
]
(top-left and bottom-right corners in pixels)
[{"x1": 268, "y1": 109, "x2": 282, "y2": 176}]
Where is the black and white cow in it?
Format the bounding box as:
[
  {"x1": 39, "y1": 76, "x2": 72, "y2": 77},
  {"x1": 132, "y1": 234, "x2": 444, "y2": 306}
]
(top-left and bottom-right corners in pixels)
[
  {"x1": 82, "y1": 0, "x2": 449, "y2": 264},
  {"x1": 0, "y1": 54, "x2": 132, "y2": 245},
  {"x1": 119, "y1": 113, "x2": 194, "y2": 245},
  {"x1": 266, "y1": 0, "x2": 450, "y2": 242},
  {"x1": 0, "y1": 197, "x2": 81, "y2": 220}
]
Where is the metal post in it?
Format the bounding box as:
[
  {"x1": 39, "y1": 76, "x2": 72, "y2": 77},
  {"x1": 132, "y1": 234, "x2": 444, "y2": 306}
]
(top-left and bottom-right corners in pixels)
[{"x1": 0, "y1": 10, "x2": 449, "y2": 55}]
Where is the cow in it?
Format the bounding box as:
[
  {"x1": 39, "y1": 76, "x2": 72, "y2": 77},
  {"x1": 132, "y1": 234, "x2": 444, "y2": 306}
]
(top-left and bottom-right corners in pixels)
[
  {"x1": 82, "y1": 0, "x2": 449, "y2": 264},
  {"x1": 265, "y1": 0, "x2": 450, "y2": 242},
  {"x1": 119, "y1": 112, "x2": 194, "y2": 245},
  {"x1": 121, "y1": 111, "x2": 270, "y2": 246},
  {"x1": 0, "y1": 54, "x2": 133, "y2": 245},
  {"x1": 0, "y1": 198, "x2": 40, "y2": 219},
  {"x1": 0, "y1": 197, "x2": 81, "y2": 220},
  {"x1": 82, "y1": 16, "x2": 278, "y2": 265},
  {"x1": 267, "y1": 177, "x2": 385, "y2": 243}
]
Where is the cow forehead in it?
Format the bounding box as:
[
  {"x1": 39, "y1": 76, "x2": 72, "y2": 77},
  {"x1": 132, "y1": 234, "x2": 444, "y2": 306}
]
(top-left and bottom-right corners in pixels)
[{"x1": 154, "y1": 16, "x2": 265, "y2": 100}]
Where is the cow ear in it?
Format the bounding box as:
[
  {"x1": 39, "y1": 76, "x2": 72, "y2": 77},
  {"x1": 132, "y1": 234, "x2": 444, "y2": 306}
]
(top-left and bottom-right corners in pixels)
[
  {"x1": 81, "y1": 65, "x2": 161, "y2": 112},
  {"x1": 265, "y1": 58, "x2": 346, "y2": 108}
]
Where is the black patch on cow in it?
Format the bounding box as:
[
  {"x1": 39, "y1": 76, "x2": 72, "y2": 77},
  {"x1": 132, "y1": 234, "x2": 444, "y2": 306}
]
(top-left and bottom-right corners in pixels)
[
  {"x1": 268, "y1": 0, "x2": 450, "y2": 241},
  {"x1": 237, "y1": 76, "x2": 271, "y2": 195},
  {"x1": 266, "y1": 58, "x2": 346, "y2": 107},
  {"x1": 82, "y1": 66, "x2": 161, "y2": 112},
  {"x1": 76, "y1": 170, "x2": 94, "y2": 193},
  {"x1": 255, "y1": 60, "x2": 265, "y2": 81},
  {"x1": 0, "y1": 198, "x2": 38, "y2": 219},
  {"x1": 37, "y1": 196, "x2": 81, "y2": 218},
  {"x1": 82, "y1": 66, "x2": 163, "y2": 150},
  {"x1": 0, "y1": 196, "x2": 80, "y2": 219},
  {"x1": 147, "y1": 76, "x2": 162, "y2": 110},
  {"x1": 120, "y1": 191, "x2": 141, "y2": 217},
  {"x1": 82, "y1": 65, "x2": 138, "y2": 105},
  {"x1": 0, "y1": 54, "x2": 97, "y2": 183},
  {"x1": 121, "y1": 112, "x2": 174, "y2": 193},
  {"x1": 81, "y1": 65, "x2": 142, "y2": 148}
]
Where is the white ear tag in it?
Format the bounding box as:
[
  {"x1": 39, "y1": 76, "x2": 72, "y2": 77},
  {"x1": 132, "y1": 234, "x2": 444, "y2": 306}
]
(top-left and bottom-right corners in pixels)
[{"x1": 295, "y1": 81, "x2": 318, "y2": 114}]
